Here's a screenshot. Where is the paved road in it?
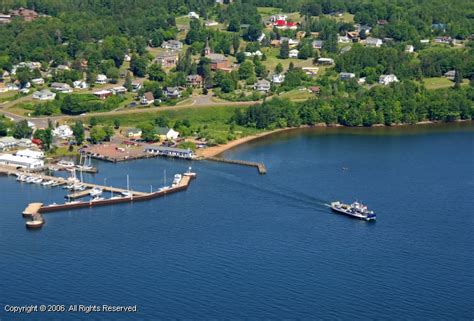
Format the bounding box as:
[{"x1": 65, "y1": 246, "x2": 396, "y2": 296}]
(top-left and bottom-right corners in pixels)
[{"x1": 0, "y1": 93, "x2": 259, "y2": 128}]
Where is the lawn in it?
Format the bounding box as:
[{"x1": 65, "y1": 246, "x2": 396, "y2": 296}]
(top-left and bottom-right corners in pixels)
[
  {"x1": 86, "y1": 105, "x2": 262, "y2": 142},
  {"x1": 423, "y1": 77, "x2": 469, "y2": 90},
  {"x1": 326, "y1": 12, "x2": 355, "y2": 24},
  {"x1": 262, "y1": 47, "x2": 315, "y2": 72},
  {"x1": 0, "y1": 91, "x2": 20, "y2": 104},
  {"x1": 7, "y1": 101, "x2": 36, "y2": 116},
  {"x1": 278, "y1": 88, "x2": 315, "y2": 101}
]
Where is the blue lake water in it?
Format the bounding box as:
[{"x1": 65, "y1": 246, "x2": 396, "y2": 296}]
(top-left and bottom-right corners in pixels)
[{"x1": 0, "y1": 123, "x2": 473, "y2": 320}]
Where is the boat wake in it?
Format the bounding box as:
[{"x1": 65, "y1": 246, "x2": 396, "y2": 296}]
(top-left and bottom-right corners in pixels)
[{"x1": 204, "y1": 168, "x2": 329, "y2": 212}]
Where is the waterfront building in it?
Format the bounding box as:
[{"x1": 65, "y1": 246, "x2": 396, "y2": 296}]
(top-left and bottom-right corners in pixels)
[
  {"x1": 144, "y1": 145, "x2": 194, "y2": 159},
  {"x1": 0, "y1": 154, "x2": 44, "y2": 169},
  {"x1": 16, "y1": 149, "x2": 44, "y2": 159},
  {"x1": 0, "y1": 137, "x2": 18, "y2": 150}
]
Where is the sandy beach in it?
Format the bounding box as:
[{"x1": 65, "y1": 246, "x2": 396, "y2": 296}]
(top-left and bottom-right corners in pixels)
[{"x1": 196, "y1": 128, "x2": 297, "y2": 158}]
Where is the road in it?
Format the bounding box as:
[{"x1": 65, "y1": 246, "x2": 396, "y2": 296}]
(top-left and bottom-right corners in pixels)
[{"x1": 0, "y1": 93, "x2": 259, "y2": 128}]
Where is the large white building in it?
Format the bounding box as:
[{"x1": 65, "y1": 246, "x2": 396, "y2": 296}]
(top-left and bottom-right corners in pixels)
[
  {"x1": 53, "y1": 125, "x2": 74, "y2": 139},
  {"x1": 16, "y1": 149, "x2": 44, "y2": 159},
  {"x1": 0, "y1": 154, "x2": 44, "y2": 169},
  {"x1": 379, "y1": 74, "x2": 399, "y2": 86}
]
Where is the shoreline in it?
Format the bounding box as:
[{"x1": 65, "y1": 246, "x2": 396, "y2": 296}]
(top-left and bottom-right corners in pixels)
[{"x1": 197, "y1": 120, "x2": 473, "y2": 158}]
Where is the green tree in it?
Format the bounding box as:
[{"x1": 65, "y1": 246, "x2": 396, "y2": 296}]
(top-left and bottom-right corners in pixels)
[
  {"x1": 275, "y1": 63, "x2": 283, "y2": 74},
  {"x1": 232, "y1": 35, "x2": 240, "y2": 55},
  {"x1": 89, "y1": 117, "x2": 98, "y2": 127},
  {"x1": 12, "y1": 120, "x2": 32, "y2": 139},
  {"x1": 279, "y1": 40, "x2": 289, "y2": 59},
  {"x1": 33, "y1": 128, "x2": 53, "y2": 151},
  {"x1": 148, "y1": 63, "x2": 167, "y2": 82},
  {"x1": 90, "y1": 126, "x2": 106, "y2": 143},
  {"x1": 72, "y1": 121, "x2": 85, "y2": 145},
  {"x1": 239, "y1": 61, "x2": 255, "y2": 80},
  {"x1": 124, "y1": 72, "x2": 133, "y2": 92},
  {"x1": 114, "y1": 119, "x2": 120, "y2": 129}
]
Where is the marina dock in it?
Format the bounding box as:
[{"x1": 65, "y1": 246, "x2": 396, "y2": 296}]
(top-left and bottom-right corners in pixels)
[{"x1": 207, "y1": 157, "x2": 267, "y2": 174}]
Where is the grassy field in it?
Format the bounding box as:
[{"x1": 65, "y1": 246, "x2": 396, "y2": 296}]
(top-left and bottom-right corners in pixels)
[
  {"x1": 0, "y1": 91, "x2": 20, "y2": 104},
  {"x1": 262, "y1": 47, "x2": 314, "y2": 72},
  {"x1": 7, "y1": 101, "x2": 35, "y2": 116},
  {"x1": 326, "y1": 12, "x2": 355, "y2": 24},
  {"x1": 423, "y1": 77, "x2": 469, "y2": 90},
  {"x1": 278, "y1": 88, "x2": 315, "y2": 100},
  {"x1": 84, "y1": 105, "x2": 262, "y2": 142}
]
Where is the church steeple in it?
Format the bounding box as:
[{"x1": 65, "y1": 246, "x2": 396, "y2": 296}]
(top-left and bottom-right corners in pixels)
[{"x1": 204, "y1": 38, "x2": 211, "y2": 56}]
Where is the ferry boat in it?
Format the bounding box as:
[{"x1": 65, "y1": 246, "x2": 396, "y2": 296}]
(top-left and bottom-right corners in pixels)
[{"x1": 330, "y1": 201, "x2": 376, "y2": 221}]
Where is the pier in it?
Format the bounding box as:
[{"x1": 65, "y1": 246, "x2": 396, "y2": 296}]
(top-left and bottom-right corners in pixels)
[
  {"x1": 207, "y1": 157, "x2": 267, "y2": 174},
  {"x1": 0, "y1": 165, "x2": 196, "y2": 229}
]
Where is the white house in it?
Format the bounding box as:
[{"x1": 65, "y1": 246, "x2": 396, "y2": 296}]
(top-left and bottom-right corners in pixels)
[
  {"x1": 156, "y1": 127, "x2": 179, "y2": 140},
  {"x1": 254, "y1": 79, "x2": 271, "y2": 92},
  {"x1": 312, "y1": 40, "x2": 323, "y2": 49},
  {"x1": 244, "y1": 50, "x2": 263, "y2": 57},
  {"x1": 52, "y1": 125, "x2": 73, "y2": 139},
  {"x1": 405, "y1": 45, "x2": 414, "y2": 53},
  {"x1": 272, "y1": 74, "x2": 285, "y2": 84},
  {"x1": 131, "y1": 82, "x2": 142, "y2": 92},
  {"x1": 161, "y1": 40, "x2": 183, "y2": 50},
  {"x1": 31, "y1": 78, "x2": 44, "y2": 85},
  {"x1": 0, "y1": 137, "x2": 18, "y2": 150},
  {"x1": 289, "y1": 49, "x2": 299, "y2": 58},
  {"x1": 16, "y1": 149, "x2": 44, "y2": 159},
  {"x1": 379, "y1": 74, "x2": 399, "y2": 86},
  {"x1": 366, "y1": 37, "x2": 383, "y2": 47},
  {"x1": 51, "y1": 82, "x2": 72, "y2": 93},
  {"x1": 96, "y1": 74, "x2": 108, "y2": 84},
  {"x1": 0, "y1": 153, "x2": 44, "y2": 169},
  {"x1": 32, "y1": 89, "x2": 56, "y2": 100},
  {"x1": 140, "y1": 92, "x2": 155, "y2": 105},
  {"x1": 188, "y1": 11, "x2": 199, "y2": 19},
  {"x1": 317, "y1": 57, "x2": 334, "y2": 65},
  {"x1": 339, "y1": 72, "x2": 356, "y2": 80},
  {"x1": 73, "y1": 80, "x2": 89, "y2": 89},
  {"x1": 124, "y1": 54, "x2": 131, "y2": 62}
]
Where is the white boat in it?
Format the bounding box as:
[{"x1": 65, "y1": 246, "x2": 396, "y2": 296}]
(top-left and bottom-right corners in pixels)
[
  {"x1": 57, "y1": 160, "x2": 75, "y2": 168},
  {"x1": 183, "y1": 167, "x2": 197, "y2": 177},
  {"x1": 91, "y1": 196, "x2": 104, "y2": 202},
  {"x1": 89, "y1": 187, "x2": 103, "y2": 197},
  {"x1": 121, "y1": 191, "x2": 131, "y2": 197},
  {"x1": 64, "y1": 184, "x2": 75, "y2": 190},
  {"x1": 41, "y1": 180, "x2": 54, "y2": 186},
  {"x1": 73, "y1": 184, "x2": 85, "y2": 191},
  {"x1": 31, "y1": 177, "x2": 43, "y2": 184},
  {"x1": 172, "y1": 174, "x2": 182, "y2": 185},
  {"x1": 16, "y1": 175, "x2": 27, "y2": 182},
  {"x1": 25, "y1": 176, "x2": 36, "y2": 183}
]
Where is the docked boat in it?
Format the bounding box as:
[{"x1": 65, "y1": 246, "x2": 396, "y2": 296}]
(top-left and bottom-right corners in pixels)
[
  {"x1": 330, "y1": 201, "x2": 376, "y2": 221},
  {"x1": 91, "y1": 196, "x2": 104, "y2": 202},
  {"x1": 31, "y1": 177, "x2": 43, "y2": 184},
  {"x1": 26, "y1": 215, "x2": 44, "y2": 229},
  {"x1": 121, "y1": 191, "x2": 131, "y2": 197},
  {"x1": 25, "y1": 176, "x2": 36, "y2": 183},
  {"x1": 57, "y1": 160, "x2": 75, "y2": 168},
  {"x1": 42, "y1": 180, "x2": 54, "y2": 186},
  {"x1": 89, "y1": 187, "x2": 103, "y2": 197},
  {"x1": 172, "y1": 174, "x2": 182, "y2": 186}
]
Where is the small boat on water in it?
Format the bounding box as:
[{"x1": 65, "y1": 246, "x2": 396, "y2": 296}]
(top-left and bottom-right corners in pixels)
[
  {"x1": 25, "y1": 176, "x2": 36, "y2": 183},
  {"x1": 330, "y1": 201, "x2": 376, "y2": 221},
  {"x1": 91, "y1": 196, "x2": 104, "y2": 202},
  {"x1": 26, "y1": 215, "x2": 44, "y2": 229},
  {"x1": 121, "y1": 191, "x2": 131, "y2": 197},
  {"x1": 89, "y1": 187, "x2": 103, "y2": 197}
]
